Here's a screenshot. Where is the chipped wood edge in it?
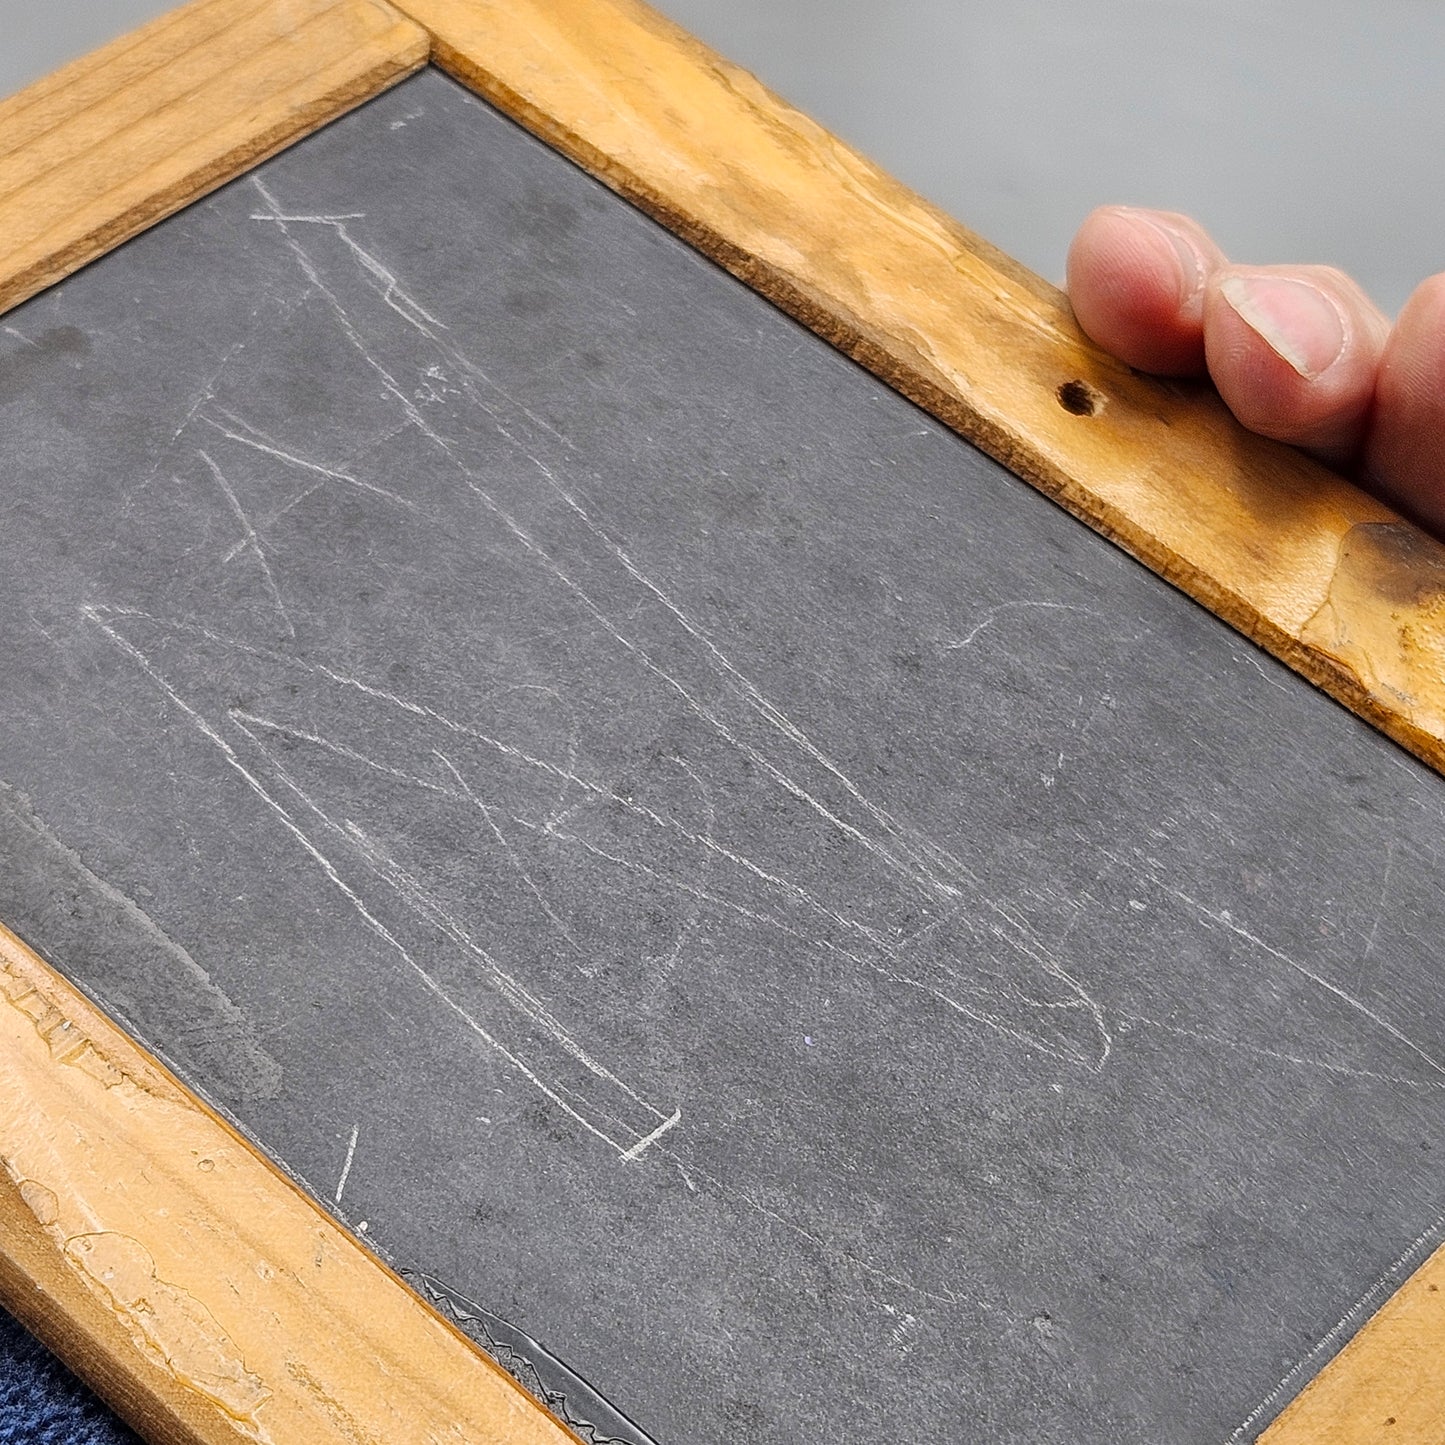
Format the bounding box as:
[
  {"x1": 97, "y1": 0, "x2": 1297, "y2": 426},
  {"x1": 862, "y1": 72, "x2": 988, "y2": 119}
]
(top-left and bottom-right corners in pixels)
[
  {"x1": 2, "y1": 0, "x2": 1444, "y2": 1440},
  {"x1": 0, "y1": 923, "x2": 582, "y2": 1445}
]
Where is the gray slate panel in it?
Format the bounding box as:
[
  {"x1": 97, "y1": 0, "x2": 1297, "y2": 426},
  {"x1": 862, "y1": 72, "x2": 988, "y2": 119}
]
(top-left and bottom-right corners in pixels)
[{"x1": 2, "y1": 68, "x2": 1443, "y2": 1444}]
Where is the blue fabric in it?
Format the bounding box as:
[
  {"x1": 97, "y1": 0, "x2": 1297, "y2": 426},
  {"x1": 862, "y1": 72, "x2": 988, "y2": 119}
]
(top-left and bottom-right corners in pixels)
[{"x1": 0, "y1": 1305, "x2": 141, "y2": 1445}]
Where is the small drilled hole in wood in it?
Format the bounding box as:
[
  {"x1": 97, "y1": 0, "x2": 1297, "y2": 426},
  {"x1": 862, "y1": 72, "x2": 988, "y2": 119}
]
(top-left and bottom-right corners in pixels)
[
  {"x1": 1386, "y1": 1417, "x2": 1397, "y2": 1426},
  {"x1": 1057, "y1": 379, "x2": 1105, "y2": 417}
]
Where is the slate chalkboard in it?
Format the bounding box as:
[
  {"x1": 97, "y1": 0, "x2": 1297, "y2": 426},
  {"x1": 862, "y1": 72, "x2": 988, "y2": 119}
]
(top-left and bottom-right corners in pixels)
[{"x1": 4, "y1": 67, "x2": 1445, "y2": 1444}]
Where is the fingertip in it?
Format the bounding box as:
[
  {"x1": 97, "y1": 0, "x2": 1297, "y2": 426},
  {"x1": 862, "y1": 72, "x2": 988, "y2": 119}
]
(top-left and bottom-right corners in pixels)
[
  {"x1": 1202, "y1": 265, "x2": 1390, "y2": 470},
  {"x1": 1363, "y1": 272, "x2": 1445, "y2": 531},
  {"x1": 1066, "y1": 206, "x2": 1219, "y2": 375}
]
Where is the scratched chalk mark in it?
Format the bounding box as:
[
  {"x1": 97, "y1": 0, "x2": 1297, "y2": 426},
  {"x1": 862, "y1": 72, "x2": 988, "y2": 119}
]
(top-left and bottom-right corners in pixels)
[
  {"x1": 85, "y1": 601, "x2": 678, "y2": 1162},
  {"x1": 197, "y1": 450, "x2": 296, "y2": 641},
  {"x1": 335, "y1": 1124, "x2": 360, "y2": 1204},
  {"x1": 88, "y1": 596, "x2": 1115, "y2": 1087}
]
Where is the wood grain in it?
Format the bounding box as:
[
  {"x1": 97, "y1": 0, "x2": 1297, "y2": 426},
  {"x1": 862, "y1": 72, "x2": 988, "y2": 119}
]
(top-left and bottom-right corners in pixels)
[
  {"x1": 394, "y1": 0, "x2": 1445, "y2": 785},
  {"x1": 0, "y1": 0, "x2": 428, "y2": 315},
  {"x1": 0, "y1": 922, "x2": 580, "y2": 1445}
]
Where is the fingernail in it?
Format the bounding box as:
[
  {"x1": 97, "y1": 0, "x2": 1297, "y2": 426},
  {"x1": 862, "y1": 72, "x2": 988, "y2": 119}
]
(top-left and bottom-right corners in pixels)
[
  {"x1": 1112, "y1": 208, "x2": 1209, "y2": 309},
  {"x1": 1219, "y1": 273, "x2": 1347, "y2": 379}
]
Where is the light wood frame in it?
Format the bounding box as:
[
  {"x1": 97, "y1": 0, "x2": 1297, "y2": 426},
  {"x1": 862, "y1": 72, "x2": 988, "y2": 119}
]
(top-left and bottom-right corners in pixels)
[{"x1": 2, "y1": 1, "x2": 1443, "y2": 1440}]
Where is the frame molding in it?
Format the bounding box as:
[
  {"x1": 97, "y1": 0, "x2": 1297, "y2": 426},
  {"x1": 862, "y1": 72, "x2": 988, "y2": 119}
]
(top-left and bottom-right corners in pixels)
[
  {"x1": 0, "y1": 925, "x2": 576, "y2": 1445},
  {"x1": 2, "y1": 1, "x2": 1442, "y2": 1440},
  {"x1": 0, "y1": 0, "x2": 428, "y2": 315}
]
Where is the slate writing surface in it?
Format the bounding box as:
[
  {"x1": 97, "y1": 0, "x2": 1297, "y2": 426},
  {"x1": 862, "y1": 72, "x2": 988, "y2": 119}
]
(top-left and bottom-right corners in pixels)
[{"x1": 3, "y1": 68, "x2": 1445, "y2": 1444}]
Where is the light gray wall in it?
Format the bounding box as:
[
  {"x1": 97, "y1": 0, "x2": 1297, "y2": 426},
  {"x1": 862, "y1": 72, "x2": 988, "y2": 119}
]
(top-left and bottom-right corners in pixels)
[
  {"x1": 3, "y1": 0, "x2": 1439, "y2": 314},
  {"x1": 658, "y1": 0, "x2": 1444, "y2": 316},
  {"x1": 0, "y1": 1, "x2": 176, "y2": 93}
]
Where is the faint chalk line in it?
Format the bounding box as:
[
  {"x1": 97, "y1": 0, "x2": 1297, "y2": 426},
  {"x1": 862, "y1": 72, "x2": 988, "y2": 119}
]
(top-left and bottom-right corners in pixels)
[
  {"x1": 335, "y1": 1124, "x2": 359, "y2": 1204},
  {"x1": 640, "y1": 756, "x2": 713, "y2": 1000},
  {"x1": 203, "y1": 408, "x2": 416, "y2": 511},
  {"x1": 331, "y1": 811, "x2": 664, "y2": 1110},
  {"x1": 230, "y1": 715, "x2": 679, "y2": 1133},
  {"x1": 249, "y1": 176, "x2": 572, "y2": 454},
  {"x1": 1139, "y1": 864, "x2": 1445, "y2": 1080},
  {"x1": 197, "y1": 450, "x2": 295, "y2": 640},
  {"x1": 130, "y1": 340, "x2": 244, "y2": 498},
  {"x1": 455, "y1": 464, "x2": 966, "y2": 909},
  {"x1": 621, "y1": 1109, "x2": 682, "y2": 1162},
  {"x1": 521, "y1": 445, "x2": 968, "y2": 896},
  {"x1": 1355, "y1": 834, "x2": 1396, "y2": 989},
  {"x1": 1122, "y1": 1013, "x2": 1445, "y2": 1092},
  {"x1": 658, "y1": 1147, "x2": 964, "y2": 1310},
  {"x1": 230, "y1": 700, "x2": 890, "y2": 955},
  {"x1": 434, "y1": 749, "x2": 589, "y2": 967},
  {"x1": 248, "y1": 202, "x2": 446, "y2": 331},
  {"x1": 941, "y1": 600, "x2": 1094, "y2": 654},
  {"x1": 217, "y1": 481, "x2": 326, "y2": 562},
  {"x1": 83, "y1": 607, "x2": 674, "y2": 1161},
  {"x1": 94, "y1": 598, "x2": 1114, "y2": 1070},
  {"x1": 99, "y1": 594, "x2": 1109, "y2": 1075}
]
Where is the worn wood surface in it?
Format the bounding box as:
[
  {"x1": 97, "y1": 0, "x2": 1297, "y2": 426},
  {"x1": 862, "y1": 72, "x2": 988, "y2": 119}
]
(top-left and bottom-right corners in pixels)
[
  {"x1": 394, "y1": 0, "x2": 1445, "y2": 786},
  {"x1": 0, "y1": 922, "x2": 580, "y2": 1445},
  {"x1": 0, "y1": 0, "x2": 427, "y2": 315}
]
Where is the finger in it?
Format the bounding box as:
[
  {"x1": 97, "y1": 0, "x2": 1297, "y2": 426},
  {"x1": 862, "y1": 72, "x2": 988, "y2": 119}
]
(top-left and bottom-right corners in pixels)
[
  {"x1": 1066, "y1": 206, "x2": 1226, "y2": 375},
  {"x1": 1201, "y1": 265, "x2": 1392, "y2": 471},
  {"x1": 1362, "y1": 274, "x2": 1445, "y2": 533}
]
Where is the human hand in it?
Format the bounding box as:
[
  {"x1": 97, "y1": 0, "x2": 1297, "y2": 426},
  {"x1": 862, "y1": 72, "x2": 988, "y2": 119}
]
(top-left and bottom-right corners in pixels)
[{"x1": 1066, "y1": 207, "x2": 1445, "y2": 535}]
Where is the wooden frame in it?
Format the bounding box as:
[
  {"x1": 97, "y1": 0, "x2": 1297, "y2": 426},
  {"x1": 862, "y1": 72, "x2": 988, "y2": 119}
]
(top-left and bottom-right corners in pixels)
[{"x1": 2, "y1": 1, "x2": 1443, "y2": 1440}]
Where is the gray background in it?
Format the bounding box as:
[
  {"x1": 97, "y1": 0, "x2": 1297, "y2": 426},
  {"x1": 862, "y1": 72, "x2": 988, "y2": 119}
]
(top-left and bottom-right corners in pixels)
[{"x1": 2, "y1": 0, "x2": 1442, "y2": 314}]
